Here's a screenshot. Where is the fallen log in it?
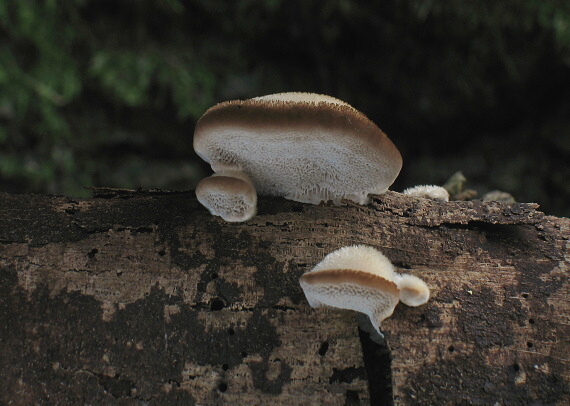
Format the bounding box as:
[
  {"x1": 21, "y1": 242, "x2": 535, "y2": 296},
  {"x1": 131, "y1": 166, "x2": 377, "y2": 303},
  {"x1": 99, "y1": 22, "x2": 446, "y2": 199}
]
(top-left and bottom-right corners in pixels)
[{"x1": 0, "y1": 190, "x2": 568, "y2": 405}]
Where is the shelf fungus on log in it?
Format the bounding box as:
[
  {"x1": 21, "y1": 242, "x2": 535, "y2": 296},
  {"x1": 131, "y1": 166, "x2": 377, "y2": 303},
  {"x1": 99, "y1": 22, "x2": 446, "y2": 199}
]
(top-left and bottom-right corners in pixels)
[
  {"x1": 299, "y1": 245, "x2": 429, "y2": 335},
  {"x1": 403, "y1": 184, "x2": 450, "y2": 201},
  {"x1": 193, "y1": 92, "x2": 402, "y2": 221},
  {"x1": 195, "y1": 170, "x2": 257, "y2": 222}
]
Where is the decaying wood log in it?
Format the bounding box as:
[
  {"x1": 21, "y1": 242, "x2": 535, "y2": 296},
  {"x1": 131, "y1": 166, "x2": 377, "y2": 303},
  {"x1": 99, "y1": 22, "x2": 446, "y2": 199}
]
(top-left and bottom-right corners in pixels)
[{"x1": 0, "y1": 190, "x2": 568, "y2": 405}]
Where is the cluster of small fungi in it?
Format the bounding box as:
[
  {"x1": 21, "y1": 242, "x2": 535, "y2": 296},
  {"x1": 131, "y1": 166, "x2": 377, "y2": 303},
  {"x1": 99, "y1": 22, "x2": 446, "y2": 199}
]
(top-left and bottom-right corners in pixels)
[{"x1": 193, "y1": 92, "x2": 430, "y2": 332}]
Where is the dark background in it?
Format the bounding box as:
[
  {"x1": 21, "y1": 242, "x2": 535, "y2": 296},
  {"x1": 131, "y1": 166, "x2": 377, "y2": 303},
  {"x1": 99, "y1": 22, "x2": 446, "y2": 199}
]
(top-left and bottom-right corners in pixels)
[{"x1": 1, "y1": 0, "x2": 568, "y2": 216}]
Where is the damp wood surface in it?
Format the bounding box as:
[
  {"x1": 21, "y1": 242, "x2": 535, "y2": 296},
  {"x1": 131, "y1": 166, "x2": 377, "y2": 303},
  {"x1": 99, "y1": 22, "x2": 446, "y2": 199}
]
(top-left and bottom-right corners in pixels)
[{"x1": 0, "y1": 190, "x2": 568, "y2": 405}]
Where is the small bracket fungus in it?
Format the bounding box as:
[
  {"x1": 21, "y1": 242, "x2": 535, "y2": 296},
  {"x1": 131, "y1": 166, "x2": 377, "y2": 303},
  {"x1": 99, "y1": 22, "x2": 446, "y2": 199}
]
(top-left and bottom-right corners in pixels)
[
  {"x1": 195, "y1": 170, "x2": 257, "y2": 222},
  {"x1": 403, "y1": 185, "x2": 450, "y2": 201},
  {"x1": 193, "y1": 92, "x2": 402, "y2": 220},
  {"x1": 398, "y1": 273, "x2": 430, "y2": 306},
  {"x1": 299, "y1": 245, "x2": 430, "y2": 335}
]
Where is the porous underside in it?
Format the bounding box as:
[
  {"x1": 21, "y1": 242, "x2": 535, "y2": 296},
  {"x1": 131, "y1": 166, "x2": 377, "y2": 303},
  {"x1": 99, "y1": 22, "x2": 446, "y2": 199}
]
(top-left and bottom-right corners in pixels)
[
  {"x1": 205, "y1": 192, "x2": 249, "y2": 216},
  {"x1": 200, "y1": 192, "x2": 251, "y2": 218},
  {"x1": 202, "y1": 128, "x2": 397, "y2": 205},
  {"x1": 301, "y1": 281, "x2": 399, "y2": 332}
]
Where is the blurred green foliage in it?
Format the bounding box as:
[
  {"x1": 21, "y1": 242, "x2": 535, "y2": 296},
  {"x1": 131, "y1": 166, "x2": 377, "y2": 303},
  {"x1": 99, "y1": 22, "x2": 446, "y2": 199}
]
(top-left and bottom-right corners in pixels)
[
  {"x1": 0, "y1": 0, "x2": 568, "y2": 215},
  {"x1": 0, "y1": 0, "x2": 220, "y2": 195}
]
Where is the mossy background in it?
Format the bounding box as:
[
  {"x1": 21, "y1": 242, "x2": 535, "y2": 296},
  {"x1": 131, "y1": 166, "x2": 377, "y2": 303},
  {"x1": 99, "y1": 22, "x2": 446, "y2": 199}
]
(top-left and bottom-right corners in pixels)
[{"x1": 1, "y1": 0, "x2": 568, "y2": 216}]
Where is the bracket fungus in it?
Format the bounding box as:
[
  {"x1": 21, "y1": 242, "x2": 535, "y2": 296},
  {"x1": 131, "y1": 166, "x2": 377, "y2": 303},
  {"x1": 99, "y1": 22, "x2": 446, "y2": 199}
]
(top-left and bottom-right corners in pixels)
[
  {"x1": 299, "y1": 245, "x2": 430, "y2": 335},
  {"x1": 193, "y1": 92, "x2": 402, "y2": 221},
  {"x1": 403, "y1": 184, "x2": 450, "y2": 201},
  {"x1": 195, "y1": 170, "x2": 257, "y2": 222}
]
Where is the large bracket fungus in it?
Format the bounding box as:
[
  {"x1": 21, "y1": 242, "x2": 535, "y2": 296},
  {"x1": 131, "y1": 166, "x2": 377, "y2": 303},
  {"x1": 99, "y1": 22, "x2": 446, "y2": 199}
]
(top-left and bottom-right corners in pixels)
[
  {"x1": 299, "y1": 245, "x2": 430, "y2": 336},
  {"x1": 193, "y1": 92, "x2": 402, "y2": 221}
]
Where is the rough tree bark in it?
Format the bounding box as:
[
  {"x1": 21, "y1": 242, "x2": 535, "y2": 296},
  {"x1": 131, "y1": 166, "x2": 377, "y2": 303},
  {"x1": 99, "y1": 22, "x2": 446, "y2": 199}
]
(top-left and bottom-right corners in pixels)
[{"x1": 0, "y1": 190, "x2": 568, "y2": 405}]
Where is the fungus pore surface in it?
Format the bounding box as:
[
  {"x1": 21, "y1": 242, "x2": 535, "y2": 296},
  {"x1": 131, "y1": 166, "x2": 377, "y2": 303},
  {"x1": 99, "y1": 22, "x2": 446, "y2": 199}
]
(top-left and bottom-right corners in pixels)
[{"x1": 195, "y1": 171, "x2": 257, "y2": 222}]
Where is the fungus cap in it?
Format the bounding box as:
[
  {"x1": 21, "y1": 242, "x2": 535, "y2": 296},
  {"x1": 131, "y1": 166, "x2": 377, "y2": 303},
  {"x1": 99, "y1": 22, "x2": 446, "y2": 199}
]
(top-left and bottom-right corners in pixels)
[
  {"x1": 300, "y1": 245, "x2": 401, "y2": 335},
  {"x1": 311, "y1": 244, "x2": 397, "y2": 279},
  {"x1": 253, "y1": 92, "x2": 351, "y2": 107},
  {"x1": 403, "y1": 185, "x2": 450, "y2": 201},
  {"x1": 194, "y1": 92, "x2": 402, "y2": 205},
  {"x1": 397, "y1": 273, "x2": 430, "y2": 306},
  {"x1": 300, "y1": 245, "x2": 430, "y2": 335},
  {"x1": 195, "y1": 171, "x2": 257, "y2": 222}
]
